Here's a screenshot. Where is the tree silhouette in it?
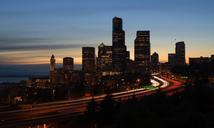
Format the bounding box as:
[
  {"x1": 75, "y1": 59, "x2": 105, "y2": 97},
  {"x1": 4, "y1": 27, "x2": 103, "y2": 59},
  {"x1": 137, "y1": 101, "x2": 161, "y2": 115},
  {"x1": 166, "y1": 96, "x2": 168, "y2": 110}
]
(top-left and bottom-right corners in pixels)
[{"x1": 85, "y1": 98, "x2": 98, "y2": 120}]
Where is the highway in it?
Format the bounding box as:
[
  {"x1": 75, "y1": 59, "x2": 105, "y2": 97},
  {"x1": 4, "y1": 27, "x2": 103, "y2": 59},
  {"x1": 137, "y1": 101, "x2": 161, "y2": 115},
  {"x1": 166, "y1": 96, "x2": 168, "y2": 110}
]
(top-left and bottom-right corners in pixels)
[{"x1": 0, "y1": 76, "x2": 183, "y2": 128}]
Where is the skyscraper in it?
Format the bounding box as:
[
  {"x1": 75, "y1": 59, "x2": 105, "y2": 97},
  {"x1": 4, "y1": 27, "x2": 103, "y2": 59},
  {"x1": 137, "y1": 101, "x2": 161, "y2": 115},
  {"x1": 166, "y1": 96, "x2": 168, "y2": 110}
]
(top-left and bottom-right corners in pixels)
[
  {"x1": 50, "y1": 54, "x2": 57, "y2": 85},
  {"x1": 168, "y1": 53, "x2": 176, "y2": 66},
  {"x1": 63, "y1": 57, "x2": 74, "y2": 85},
  {"x1": 82, "y1": 47, "x2": 96, "y2": 73},
  {"x1": 112, "y1": 17, "x2": 127, "y2": 72},
  {"x1": 134, "y1": 31, "x2": 151, "y2": 84},
  {"x1": 151, "y1": 52, "x2": 159, "y2": 72},
  {"x1": 97, "y1": 43, "x2": 112, "y2": 72},
  {"x1": 175, "y1": 41, "x2": 186, "y2": 66},
  {"x1": 63, "y1": 57, "x2": 74, "y2": 72},
  {"x1": 50, "y1": 54, "x2": 56, "y2": 72},
  {"x1": 151, "y1": 52, "x2": 159, "y2": 66}
]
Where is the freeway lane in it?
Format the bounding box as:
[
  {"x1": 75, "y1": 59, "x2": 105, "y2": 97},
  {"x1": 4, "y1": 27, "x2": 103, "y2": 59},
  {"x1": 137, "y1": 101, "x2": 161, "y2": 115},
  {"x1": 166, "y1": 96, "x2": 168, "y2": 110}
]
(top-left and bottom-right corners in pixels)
[
  {"x1": 0, "y1": 79, "x2": 159, "y2": 118},
  {"x1": 160, "y1": 76, "x2": 183, "y2": 90},
  {"x1": 153, "y1": 76, "x2": 170, "y2": 88},
  {"x1": 0, "y1": 76, "x2": 181, "y2": 128},
  {"x1": 160, "y1": 76, "x2": 184, "y2": 95}
]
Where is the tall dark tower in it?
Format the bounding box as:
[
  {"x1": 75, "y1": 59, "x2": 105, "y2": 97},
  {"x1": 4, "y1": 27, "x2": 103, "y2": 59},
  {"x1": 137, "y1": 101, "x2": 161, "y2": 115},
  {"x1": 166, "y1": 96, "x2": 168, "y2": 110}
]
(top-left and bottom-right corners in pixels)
[
  {"x1": 151, "y1": 52, "x2": 159, "y2": 72},
  {"x1": 134, "y1": 31, "x2": 151, "y2": 84},
  {"x1": 175, "y1": 41, "x2": 185, "y2": 66},
  {"x1": 50, "y1": 54, "x2": 56, "y2": 85},
  {"x1": 50, "y1": 54, "x2": 56, "y2": 72},
  {"x1": 112, "y1": 17, "x2": 127, "y2": 72},
  {"x1": 82, "y1": 47, "x2": 95, "y2": 73},
  {"x1": 82, "y1": 47, "x2": 96, "y2": 86},
  {"x1": 151, "y1": 52, "x2": 159, "y2": 66},
  {"x1": 63, "y1": 57, "x2": 74, "y2": 72}
]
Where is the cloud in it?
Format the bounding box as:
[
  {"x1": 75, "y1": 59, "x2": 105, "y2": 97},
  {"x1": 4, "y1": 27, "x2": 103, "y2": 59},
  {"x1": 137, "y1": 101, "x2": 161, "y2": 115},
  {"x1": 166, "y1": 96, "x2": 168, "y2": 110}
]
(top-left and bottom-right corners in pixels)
[
  {"x1": 0, "y1": 36, "x2": 96, "y2": 52},
  {"x1": 0, "y1": 36, "x2": 80, "y2": 44},
  {"x1": 0, "y1": 43, "x2": 94, "y2": 51},
  {"x1": 0, "y1": 37, "x2": 51, "y2": 44}
]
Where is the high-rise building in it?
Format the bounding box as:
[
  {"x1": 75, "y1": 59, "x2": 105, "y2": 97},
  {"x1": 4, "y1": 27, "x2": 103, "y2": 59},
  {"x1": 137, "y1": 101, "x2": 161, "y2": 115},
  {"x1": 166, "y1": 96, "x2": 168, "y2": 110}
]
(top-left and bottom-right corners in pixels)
[
  {"x1": 175, "y1": 41, "x2": 186, "y2": 66},
  {"x1": 112, "y1": 17, "x2": 127, "y2": 72},
  {"x1": 63, "y1": 57, "x2": 74, "y2": 85},
  {"x1": 151, "y1": 52, "x2": 159, "y2": 73},
  {"x1": 151, "y1": 52, "x2": 159, "y2": 66},
  {"x1": 63, "y1": 57, "x2": 74, "y2": 72},
  {"x1": 50, "y1": 54, "x2": 56, "y2": 72},
  {"x1": 50, "y1": 54, "x2": 56, "y2": 84},
  {"x1": 134, "y1": 31, "x2": 151, "y2": 84},
  {"x1": 126, "y1": 51, "x2": 130, "y2": 60},
  {"x1": 97, "y1": 43, "x2": 112, "y2": 71},
  {"x1": 49, "y1": 54, "x2": 64, "y2": 85},
  {"x1": 82, "y1": 47, "x2": 96, "y2": 73},
  {"x1": 168, "y1": 53, "x2": 176, "y2": 66}
]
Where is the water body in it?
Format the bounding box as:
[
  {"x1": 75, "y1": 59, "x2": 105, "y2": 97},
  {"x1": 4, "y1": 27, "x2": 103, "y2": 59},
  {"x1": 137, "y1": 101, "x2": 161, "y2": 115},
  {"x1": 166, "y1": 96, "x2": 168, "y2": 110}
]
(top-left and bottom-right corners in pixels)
[{"x1": 0, "y1": 64, "x2": 81, "y2": 83}]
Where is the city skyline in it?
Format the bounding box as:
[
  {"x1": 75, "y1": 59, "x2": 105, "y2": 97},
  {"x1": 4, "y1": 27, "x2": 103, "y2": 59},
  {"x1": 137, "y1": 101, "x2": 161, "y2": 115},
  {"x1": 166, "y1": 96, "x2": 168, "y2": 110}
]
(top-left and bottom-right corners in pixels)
[
  {"x1": 0, "y1": 0, "x2": 214, "y2": 65},
  {"x1": 0, "y1": 1, "x2": 214, "y2": 127}
]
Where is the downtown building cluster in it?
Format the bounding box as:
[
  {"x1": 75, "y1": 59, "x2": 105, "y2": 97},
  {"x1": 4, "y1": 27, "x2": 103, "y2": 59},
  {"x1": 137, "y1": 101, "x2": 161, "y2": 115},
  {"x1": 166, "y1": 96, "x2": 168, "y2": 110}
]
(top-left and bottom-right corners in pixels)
[
  {"x1": 168, "y1": 41, "x2": 186, "y2": 67},
  {"x1": 49, "y1": 17, "x2": 157, "y2": 87}
]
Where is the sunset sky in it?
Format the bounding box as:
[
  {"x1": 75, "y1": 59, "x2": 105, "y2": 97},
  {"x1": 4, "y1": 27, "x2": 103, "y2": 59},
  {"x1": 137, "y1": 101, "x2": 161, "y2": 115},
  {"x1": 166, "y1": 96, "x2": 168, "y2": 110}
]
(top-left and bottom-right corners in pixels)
[{"x1": 0, "y1": 0, "x2": 214, "y2": 65}]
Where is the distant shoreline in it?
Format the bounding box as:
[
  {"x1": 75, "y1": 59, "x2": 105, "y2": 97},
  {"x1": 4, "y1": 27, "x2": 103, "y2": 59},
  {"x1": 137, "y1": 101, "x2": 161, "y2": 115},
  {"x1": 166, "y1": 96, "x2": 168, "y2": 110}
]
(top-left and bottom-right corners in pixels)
[{"x1": 0, "y1": 64, "x2": 81, "y2": 83}]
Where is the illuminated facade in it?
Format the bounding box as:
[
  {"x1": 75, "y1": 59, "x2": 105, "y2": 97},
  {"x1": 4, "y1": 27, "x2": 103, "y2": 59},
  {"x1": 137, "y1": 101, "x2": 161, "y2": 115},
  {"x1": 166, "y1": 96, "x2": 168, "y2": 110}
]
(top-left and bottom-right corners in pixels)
[
  {"x1": 48, "y1": 17, "x2": 157, "y2": 87},
  {"x1": 134, "y1": 31, "x2": 151, "y2": 84},
  {"x1": 97, "y1": 43, "x2": 112, "y2": 72}
]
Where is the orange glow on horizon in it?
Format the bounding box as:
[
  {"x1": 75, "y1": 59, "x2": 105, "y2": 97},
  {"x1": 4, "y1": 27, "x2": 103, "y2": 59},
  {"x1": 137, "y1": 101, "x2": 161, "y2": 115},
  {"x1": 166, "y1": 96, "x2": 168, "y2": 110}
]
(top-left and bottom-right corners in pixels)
[{"x1": 0, "y1": 46, "x2": 213, "y2": 65}]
